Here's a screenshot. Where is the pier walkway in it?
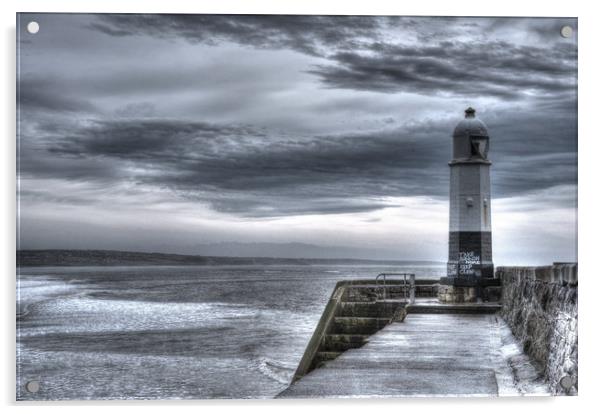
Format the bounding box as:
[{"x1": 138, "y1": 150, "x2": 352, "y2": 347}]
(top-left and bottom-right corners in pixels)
[{"x1": 279, "y1": 311, "x2": 549, "y2": 398}]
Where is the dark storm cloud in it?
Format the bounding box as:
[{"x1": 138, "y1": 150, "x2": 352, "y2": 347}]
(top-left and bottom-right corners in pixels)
[
  {"x1": 88, "y1": 15, "x2": 576, "y2": 100},
  {"x1": 18, "y1": 77, "x2": 97, "y2": 113},
  {"x1": 309, "y1": 41, "x2": 576, "y2": 99},
  {"x1": 486, "y1": 101, "x2": 577, "y2": 197},
  {"x1": 23, "y1": 100, "x2": 575, "y2": 217},
  {"x1": 47, "y1": 119, "x2": 265, "y2": 159},
  {"x1": 89, "y1": 15, "x2": 571, "y2": 56},
  {"x1": 34, "y1": 118, "x2": 447, "y2": 216},
  {"x1": 89, "y1": 14, "x2": 385, "y2": 57},
  {"x1": 18, "y1": 14, "x2": 578, "y2": 218}
]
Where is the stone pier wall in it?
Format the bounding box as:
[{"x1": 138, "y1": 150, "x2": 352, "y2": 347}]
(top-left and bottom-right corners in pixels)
[{"x1": 496, "y1": 264, "x2": 578, "y2": 395}]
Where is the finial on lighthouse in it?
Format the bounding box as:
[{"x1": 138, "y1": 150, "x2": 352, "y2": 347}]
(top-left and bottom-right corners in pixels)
[{"x1": 465, "y1": 107, "x2": 476, "y2": 118}]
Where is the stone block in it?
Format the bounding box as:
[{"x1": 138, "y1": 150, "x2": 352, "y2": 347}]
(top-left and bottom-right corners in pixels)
[
  {"x1": 535, "y1": 266, "x2": 553, "y2": 283},
  {"x1": 561, "y1": 264, "x2": 578, "y2": 286},
  {"x1": 553, "y1": 266, "x2": 563, "y2": 283},
  {"x1": 484, "y1": 286, "x2": 501, "y2": 302},
  {"x1": 438, "y1": 285, "x2": 477, "y2": 303}
]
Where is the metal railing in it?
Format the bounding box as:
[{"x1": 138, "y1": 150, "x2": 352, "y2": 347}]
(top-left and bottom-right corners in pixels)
[{"x1": 375, "y1": 273, "x2": 416, "y2": 303}]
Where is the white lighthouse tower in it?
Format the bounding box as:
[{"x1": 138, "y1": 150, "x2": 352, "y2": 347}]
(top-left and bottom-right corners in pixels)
[{"x1": 446, "y1": 107, "x2": 493, "y2": 286}]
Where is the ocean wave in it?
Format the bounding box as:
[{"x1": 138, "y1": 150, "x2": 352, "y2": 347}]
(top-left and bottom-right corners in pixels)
[
  {"x1": 17, "y1": 277, "x2": 83, "y2": 319},
  {"x1": 255, "y1": 356, "x2": 295, "y2": 385}
]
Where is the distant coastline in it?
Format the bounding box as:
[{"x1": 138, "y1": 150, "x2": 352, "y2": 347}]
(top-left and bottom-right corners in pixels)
[{"x1": 17, "y1": 249, "x2": 444, "y2": 267}]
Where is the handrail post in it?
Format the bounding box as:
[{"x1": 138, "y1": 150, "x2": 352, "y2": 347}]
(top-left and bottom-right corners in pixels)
[
  {"x1": 375, "y1": 273, "x2": 387, "y2": 300},
  {"x1": 375, "y1": 272, "x2": 417, "y2": 303}
]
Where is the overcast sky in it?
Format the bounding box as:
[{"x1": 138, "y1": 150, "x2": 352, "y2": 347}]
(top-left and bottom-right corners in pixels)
[{"x1": 17, "y1": 14, "x2": 577, "y2": 264}]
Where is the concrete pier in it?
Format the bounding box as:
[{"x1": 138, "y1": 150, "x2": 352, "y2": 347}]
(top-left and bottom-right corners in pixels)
[
  {"x1": 282, "y1": 265, "x2": 577, "y2": 398},
  {"x1": 280, "y1": 310, "x2": 548, "y2": 398}
]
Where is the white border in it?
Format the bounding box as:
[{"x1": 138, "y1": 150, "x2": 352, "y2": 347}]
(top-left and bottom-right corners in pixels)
[{"x1": 2, "y1": 1, "x2": 599, "y2": 413}]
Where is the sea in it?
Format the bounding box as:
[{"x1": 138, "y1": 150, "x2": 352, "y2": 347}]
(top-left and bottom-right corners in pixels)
[{"x1": 16, "y1": 263, "x2": 445, "y2": 400}]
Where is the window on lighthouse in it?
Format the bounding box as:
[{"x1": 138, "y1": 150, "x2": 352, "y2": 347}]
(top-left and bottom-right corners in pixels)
[{"x1": 470, "y1": 136, "x2": 489, "y2": 159}]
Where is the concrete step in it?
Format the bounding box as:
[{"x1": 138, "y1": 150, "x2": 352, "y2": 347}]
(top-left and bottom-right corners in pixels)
[
  {"x1": 322, "y1": 334, "x2": 370, "y2": 352},
  {"x1": 331, "y1": 317, "x2": 391, "y2": 334},
  {"x1": 337, "y1": 301, "x2": 403, "y2": 318},
  {"x1": 321, "y1": 340, "x2": 367, "y2": 353},
  {"x1": 314, "y1": 351, "x2": 342, "y2": 364}
]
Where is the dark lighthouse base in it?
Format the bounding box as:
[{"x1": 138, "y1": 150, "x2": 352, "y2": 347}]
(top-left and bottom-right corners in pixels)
[
  {"x1": 440, "y1": 230, "x2": 497, "y2": 302},
  {"x1": 447, "y1": 231, "x2": 493, "y2": 277}
]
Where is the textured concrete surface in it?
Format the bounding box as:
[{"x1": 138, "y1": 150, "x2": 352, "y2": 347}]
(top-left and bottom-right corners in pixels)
[{"x1": 280, "y1": 313, "x2": 548, "y2": 398}]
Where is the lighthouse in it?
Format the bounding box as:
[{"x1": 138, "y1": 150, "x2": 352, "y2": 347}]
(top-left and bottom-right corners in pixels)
[{"x1": 445, "y1": 107, "x2": 493, "y2": 291}]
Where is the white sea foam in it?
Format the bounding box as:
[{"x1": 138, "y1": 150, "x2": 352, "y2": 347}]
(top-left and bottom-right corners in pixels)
[
  {"x1": 21, "y1": 296, "x2": 262, "y2": 336},
  {"x1": 17, "y1": 276, "x2": 79, "y2": 317}
]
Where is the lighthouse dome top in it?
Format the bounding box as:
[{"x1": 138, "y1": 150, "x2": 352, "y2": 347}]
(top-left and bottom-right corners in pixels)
[{"x1": 453, "y1": 107, "x2": 489, "y2": 138}]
